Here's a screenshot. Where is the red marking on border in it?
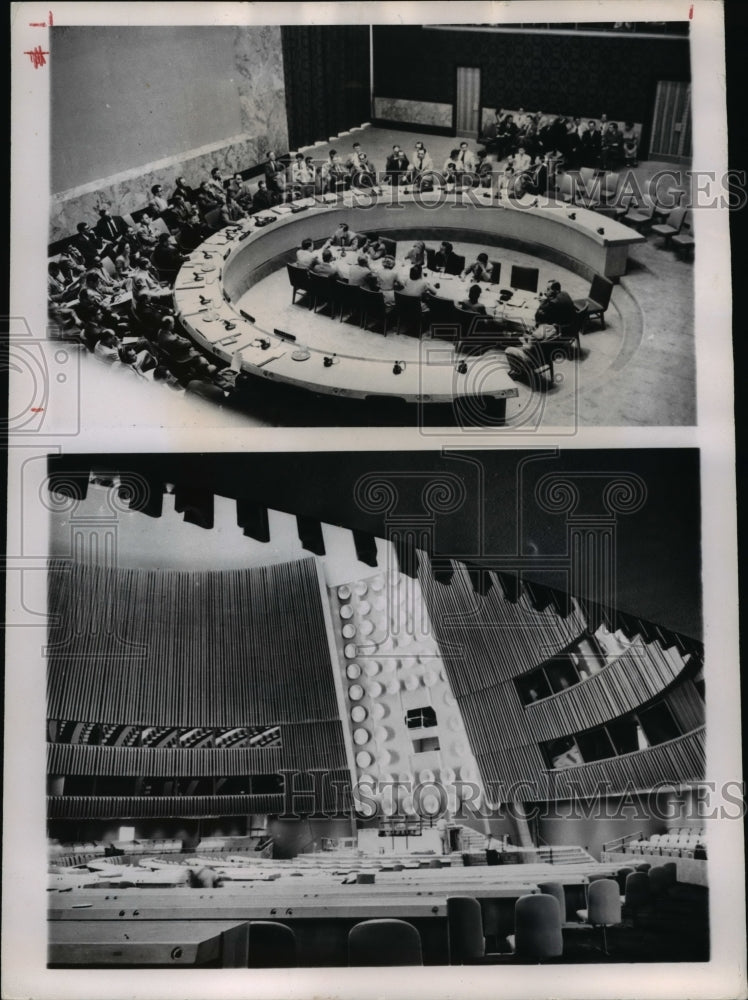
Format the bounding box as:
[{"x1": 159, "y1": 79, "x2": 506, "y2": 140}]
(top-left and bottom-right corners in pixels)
[
  {"x1": 24, "y1": 45, "x2": 49, "y2": 68},
  {"x1": 29, "y1": 21, "x2": 46, "y2": 26},
  {"x1": 49, "y1": 10, "x2": 54, "y2": 25},
  {"x1": 689, "y1": 4, "x2": 693, "y2": 18},
  {"x1": 31, "y1": 407, "x2": 44, "y2": 413}
]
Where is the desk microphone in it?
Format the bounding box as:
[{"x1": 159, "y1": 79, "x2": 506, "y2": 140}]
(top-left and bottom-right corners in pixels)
[
  {"x1": 456, "y1": 360, "x2": 468, "y2": 375},
  {"x1": 240, "y1": 310, "x2": 256, "y2": 324},
  {"x1": 393, "y1": 361, "x2": 405, "y2": 375}
]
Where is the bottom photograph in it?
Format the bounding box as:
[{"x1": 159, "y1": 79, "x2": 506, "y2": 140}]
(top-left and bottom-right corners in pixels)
[{"x1": 44, "y1": 449, "x2": 708, "y2": 969}]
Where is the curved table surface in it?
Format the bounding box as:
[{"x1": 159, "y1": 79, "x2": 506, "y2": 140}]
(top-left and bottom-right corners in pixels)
[{"x1": 174, "y1": 188, "x2": 643, "y2": 405}]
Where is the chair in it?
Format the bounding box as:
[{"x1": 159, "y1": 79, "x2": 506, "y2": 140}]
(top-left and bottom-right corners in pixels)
[
  {"x1": 203, "y1": 207, "x2": 225, "y2": 231},
  {"x1": 574, "y1": 273, "x2": 614, "y2": 330},
  {"x1": 359, "y1": 287, "x2": 388, "y2": 335},
  {"x1": 555, "y1": 173, "x2": 575, "y2": 203},
  {"x1": 286, "y1": 263, "x2": 310, "y2": 306},
  {"x1": 622, "y1": 871, "x2": 651, "y2": 925},
  {"x1": 615, "y1": 867, "x2": 635, "y2": 893},
  {"x1": 622, "y1": 200, "x2": 655, "y2": 231},
  {"x1": 510, "y1": 894, "x2": 563, "y2": 962},
  {"x1": 671, "y1": 213, "x2": 694, "y2": 259},
  {"x1": 425, "y1": 247, "x2": 438, "y2": 271},
  {"x1": 336, "y1": 279, "x2": 361, "y2": 324},
  {"x1": 634, "y1": 863, "x2": 652, "y2": 873},
  {"x1": 661, "y1": 861, "x2": 678, "y2": 889},
  {"x1": 653, "y1": 189, "x2": 685, "y2": 223},
  {"x1": 308, "y1": 273, "x2": 336, "y2": 314},
  {"x1": 489, "y1": 261, "x2": 502, "y2": 284},
  {"x1": 650, "y1": 205, "x2": 687, "y2": 247},
  {"x1": 557, "y1": 304, "x2": 589, "y2": 350},
  {"x1": 510, "y1": 265, "x2": 539, "y2": 293},
  {"x1": 380, "y1": 237, "x2": 397, "y2": 258},
  {"x1": 526, "y1": 335, "x2": 575, "y2": 385},
  {"x1": 348, "y1": 919, "x2": 423, "y2": 966},
  {"x1": 247, "y1": 921, "x2": 297, "y2": 968},
  {"x1": 445, "y1": 253, "x2": 465, "y2": 276},
  {"x1": 537, "y1": 882, "x2": 567, "y2": 921},
  {"x1": 576, "y1": 878, "x2": 621, "y2": 955},
  {"x1": 394, "y1": 291, "x2": 427, "y2": 336},
  {"x1": 447, "y1": 896, "x2": 510, "y2": 964}
]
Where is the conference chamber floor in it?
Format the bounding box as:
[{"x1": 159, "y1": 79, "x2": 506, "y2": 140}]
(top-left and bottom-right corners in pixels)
[{"x1": 62, "y1": 127, "x2": 694, "y2": 430}]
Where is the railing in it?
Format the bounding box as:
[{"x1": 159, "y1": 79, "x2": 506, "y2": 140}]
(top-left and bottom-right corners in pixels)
[{"x1": 603, "y1": 830, "x2": 643, "y2": 853}]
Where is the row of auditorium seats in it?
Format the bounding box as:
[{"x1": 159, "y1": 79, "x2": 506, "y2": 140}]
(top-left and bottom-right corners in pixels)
[
  {"x1": 623, "y1": 828, "x2": 706, "y2": 858},
  {"x1": 556, "y1": 171, "x2": 694, "y2": 258}
]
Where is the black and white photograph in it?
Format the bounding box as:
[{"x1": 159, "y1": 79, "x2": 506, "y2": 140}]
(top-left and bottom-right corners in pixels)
[
  {"x1": 4, "y1": 3, "x2": 744, "y2": 1000},
  {"x1": 40, "y1": 448, "x2": 712, "y2": 967},
  {"x1": 29, "y1": 7, "x2": 712, "y2": 430}
]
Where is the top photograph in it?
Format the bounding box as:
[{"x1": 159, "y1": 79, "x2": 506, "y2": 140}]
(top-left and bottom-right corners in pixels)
[{"x1": 42, "y1": 16, "x2": 705, "y2": 430}]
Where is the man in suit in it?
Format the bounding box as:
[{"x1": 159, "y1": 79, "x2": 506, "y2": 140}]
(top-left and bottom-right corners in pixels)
[
  {"x1": 346, "y1": 143, "x2": 377, "y2": 188},
  {"x1": 504, "y1": 280, "x2": 576, "y2": 380},
  {"x1": 321, "y1": 150, "x2": 348, "y2": 193},
  {"x1": 71, "y1": 222, "x2": 105, "y2": 265},
  {"x1": 291, "y1": 154, "x2": 316, "y2": 198},
  {"x1": 151, "y1": 233, "x2": 188, "y2": 285},
  {"x1": 345, "y1": 255, "x2": 373, "y2": 287},
  {"x1": 264, "y1": 151, "x2": 288, "y2": 198},
  {"x1": 385, "y1": 145, "x2": 409, "y2": 186},
  {"x1": 94, "y1": 208, "x2": 135, "y2": 256},
  {"x1": 456, "y1": 141, "x2": 477, "y2": 176},
  {"x1": 433, "y1": 241, "x2": 460, "y2": 274},
  {"x1": 251, "y1": 181, "x2": 277, "y2": 213},
  {"x1": 148, "y1": 184, "x2": 169, "y2": 215},
  {"x1": 330, "y1": 222, "x2": 358, "y2": 248}
]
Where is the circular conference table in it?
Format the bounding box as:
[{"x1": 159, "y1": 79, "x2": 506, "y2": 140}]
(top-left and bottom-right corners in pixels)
[{"x1": 173, "y1": 187, "x2": 644, "y2": 410}]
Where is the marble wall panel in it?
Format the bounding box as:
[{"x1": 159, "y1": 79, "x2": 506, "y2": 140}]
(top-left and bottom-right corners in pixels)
[
  {"x1": 50, "y1": 26, "x2": 289, "y2": 243},
  {"x1": 374, "y1": 97, "x2": 453, "y2": 129}
]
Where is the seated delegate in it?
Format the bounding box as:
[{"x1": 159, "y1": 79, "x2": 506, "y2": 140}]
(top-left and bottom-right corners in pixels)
[{"x1": 462, "y1": 253, "x2": 492, "y2": 282}]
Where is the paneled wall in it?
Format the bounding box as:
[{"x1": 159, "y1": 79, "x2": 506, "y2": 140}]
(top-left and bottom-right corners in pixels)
[
  {"x1": 48, "y1": 558, "x2": 341, "y2": 731},
  {"x1": 50, "y1": 25, "x2": 289, "y2": 241},
  {"x1": 372, "y1": 25, "x2": 690, "y2": 146},
  {"x1": 419, "y1": 557, "x2": 703, "y2": 799}
]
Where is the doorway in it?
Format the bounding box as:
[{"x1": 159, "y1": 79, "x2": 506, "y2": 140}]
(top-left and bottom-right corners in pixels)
[
  {"x1": 649, "y1": 80, "x2": 692, "y2": 163},
  {"x1": 455, "y1": 66, "x2": 481, "y2": 138}
]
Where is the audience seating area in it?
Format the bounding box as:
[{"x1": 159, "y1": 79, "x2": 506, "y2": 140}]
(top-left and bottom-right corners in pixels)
[
  {"x1": 618, "y1": 828, "x2": 706, "y2": 859},
  {"x1": 47, "y1": 853, "x2": 708, "y2": 966}
]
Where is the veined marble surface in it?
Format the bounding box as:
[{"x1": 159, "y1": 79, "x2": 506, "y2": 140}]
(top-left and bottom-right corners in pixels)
[
  {"x1": 374, "y1": 97, "x2": 452, "y2": 129},
  {"x1": 50, "y1": 26, "x2": 289, "y2": 243}
]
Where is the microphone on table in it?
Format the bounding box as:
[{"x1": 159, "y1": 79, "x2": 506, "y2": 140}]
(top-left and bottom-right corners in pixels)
[
  {"x1": 456, "y1": 360, "x2": 468, "y2": 375},
  {"x1": 392, "y1": 360, "x2": 406, "y2": 375},
  {"x1": 240, "y1": 310, "x2": 256, "y2": 324}
]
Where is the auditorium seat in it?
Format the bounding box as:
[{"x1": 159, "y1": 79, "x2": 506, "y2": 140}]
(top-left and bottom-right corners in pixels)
[
  {"x1": 444, "y1": 254, "x2": 465, "y2": 277},
  {"x1": 308, "y1": 273, "x2": 337, "y2": 315},
  {"x1": 359, "y1": 287, "x2": 388, "y2": 335},
  {"x1": 510, "y1": 264, "x2": 540, "y2": 294},
  {"x1": 510, "y1": 894, "x2": 563, "y2": 962},
  {"x1": 574, "y1": 274, "x2": 614, "y2": 330},
  {"x1": 335, "y1": 279, "x2": 361, "y2": 324},
  {"x1": 576, "y1": 878, "x2": 621, "y2": 955},
  {"x1": 447, "y1": 896, "x2": 510, "y2": 964},
  {"x1": 247, "y1": 921, "x2": 297, "y2": 968},
  {"x1": 671, "y1": 213, "x2": 695, "y2": 259},
  {"x1": 622, "y1": 871, "x2": 651, "y2": 925},
  {"x1": 286, "y1": 263, "x2": 310, "y2": 305},
  {"x1": 348, "y1": 919, "x2": 423, "y2": 966},
  {"x1": 394, "y1": 292, "x2": 427, "y2": 336},
  {"x1": 649, "y1": 205, "x2": 687, "y2": 247},
  {"x1": 537, "y1": 881, "x2": 567, "y2": 921}
]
